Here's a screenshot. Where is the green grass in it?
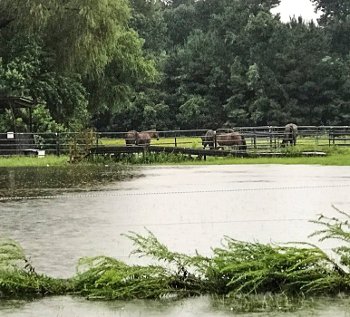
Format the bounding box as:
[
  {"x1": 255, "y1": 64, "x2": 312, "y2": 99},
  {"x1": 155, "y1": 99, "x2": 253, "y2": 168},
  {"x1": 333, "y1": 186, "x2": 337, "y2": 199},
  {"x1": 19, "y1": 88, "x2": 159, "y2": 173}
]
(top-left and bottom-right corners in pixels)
[
  {"x1": 1, "y1": 150, "x2": 349, "y2": 167},
  {"x1": 174, "y1": 153, "x2": 350, "y2": 166},
  {"x1": 110, "y1": 146, "x2": 350, "y2": 166},
  {"x1": 99, "y1": 135, "x2": 337, "y2": 149},
  {"x1": 1, "y1": 137, "x2": 349, "y2": 167},
  {"x1": 0, "y1": 155, "x2": 70, "y2": 167},
  {"x1": 97, "y1": 136, "x2": 350, "y2": 166},
  {"x1": 99, "y1": 136, "x2": 202, "y2": 148}
]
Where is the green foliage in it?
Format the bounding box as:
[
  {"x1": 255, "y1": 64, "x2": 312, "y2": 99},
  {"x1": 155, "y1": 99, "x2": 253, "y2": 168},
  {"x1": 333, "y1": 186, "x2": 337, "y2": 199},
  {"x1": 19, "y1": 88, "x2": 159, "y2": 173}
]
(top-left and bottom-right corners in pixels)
[
  {"x1": 0, "y1": 105, "x2": 66, "y2": 133},
  {"x1": 0, "y1": 238, "x2": 70, "y2": 298},
  {"x1": 68, "y1": 129, "x2": 129, "y2": 163},
  {"x1": 177, "y1": 96, "x2": 208, "y2": 129},
  {"x1": 0, "y1": 209, "x2": 350, "y2": 308},
  {"x1": 0, "y1": 0, "x2": 131, "y2": 75},
  {"x1": 2, "y1": 0, "x2": 350, "y2": 130},
  {"x1": 211, "y1": 238, "x2": 349, "y2": 295},
  {"x1": 115, "y1": 152, "x2": 197, "y2": 164},
  {"x1": 0, "y1": 0, "x2": 157, "y2": 130},
  {"x1": 73, "y1": 256, "x2": 177, "y2": 299},
  {"x1": 131, "y1": 0, "x2": 350, "y2": 129},
  {"x1": 130, "y1": 0, "x2": 168, "y2": 55},
  {"x1": 122, "y1": 224, "x2": 350, "y2": 297},
  {"x1": 0, "y1": 35, "x2": 90, "y2": 130},
  {"x1": 311, "y1": 0, "x2": 350, "y2": 23},
  {"x1": 125, "y1": 230, "x2": 208, "y2": 271},
  {"x1": 310, "y1": 206, "x2": 350, "y2": 270},
  {"x1": 0, "y1": 238, "x2": 27, "y2": 270}
]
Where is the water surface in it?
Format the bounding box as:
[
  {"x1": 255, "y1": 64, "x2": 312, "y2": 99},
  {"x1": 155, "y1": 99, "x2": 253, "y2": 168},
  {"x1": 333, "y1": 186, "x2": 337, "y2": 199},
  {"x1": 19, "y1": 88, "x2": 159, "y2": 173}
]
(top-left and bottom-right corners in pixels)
[{"x1": 1, "y1": 164, "x2": 350, "y2": 316}]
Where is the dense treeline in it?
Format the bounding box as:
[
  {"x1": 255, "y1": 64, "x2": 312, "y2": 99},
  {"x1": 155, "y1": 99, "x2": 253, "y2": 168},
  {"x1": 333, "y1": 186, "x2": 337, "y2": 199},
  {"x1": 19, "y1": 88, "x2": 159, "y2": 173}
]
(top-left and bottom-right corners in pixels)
[{"x1": 1, "y1": 0, "x2": 350, "y2": 132}]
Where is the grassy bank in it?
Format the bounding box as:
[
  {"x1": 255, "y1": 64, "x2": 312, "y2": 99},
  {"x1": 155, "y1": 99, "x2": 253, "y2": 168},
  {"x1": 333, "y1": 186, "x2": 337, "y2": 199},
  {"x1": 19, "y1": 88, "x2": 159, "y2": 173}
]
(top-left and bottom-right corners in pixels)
[
  {"x1": 1, "y1": 210, "x2": 349, "y2": 312},
  {"x1": 177, "y1": 153, "x2": 350, "y2": 166},
  {"x1": 0, "y1": 155, "x2": 69, "y2": 167},
  {"x1": 110, "y1": 146, "x2": 350, "y2": 166},
  {"x1": 96, "y1": 136, "x2": 350, "y2": 165},
  {"x1": 0, "y1": 146, "x2": 349, "y2": 167}
]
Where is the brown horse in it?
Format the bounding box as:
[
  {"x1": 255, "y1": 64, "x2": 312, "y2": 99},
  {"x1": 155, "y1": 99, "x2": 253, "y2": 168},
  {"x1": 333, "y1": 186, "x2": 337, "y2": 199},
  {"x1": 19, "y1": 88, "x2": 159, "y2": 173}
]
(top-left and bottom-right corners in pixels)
[
  {"x1": 125, "y1": 130, "x2": 138, "y2": 146},
  {"x1": 141, "y1": 130, "x2": 159, "y2": 140},
  {"x1": 281, "y1": 123, "x2": 298, "y2": 147},
  {"x1": 216, "y1": 131, "x2": 247, "y2": 151},
  {"x1": 125, "y1": 130, "x2": 152, "y2": 146},
  {"x1": 136, "y1": 132, "x2": 151, "y2": 146},
  {"x1": 201, "y1": 130, "x2": 247, "y2": 151}
]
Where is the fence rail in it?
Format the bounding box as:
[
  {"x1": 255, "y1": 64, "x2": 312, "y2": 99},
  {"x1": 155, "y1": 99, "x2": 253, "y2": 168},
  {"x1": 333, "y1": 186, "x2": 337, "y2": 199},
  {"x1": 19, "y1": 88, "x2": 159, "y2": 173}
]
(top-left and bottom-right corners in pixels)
[{"x1": 1, "y1": 126, "x2": 350, "y2": 156}]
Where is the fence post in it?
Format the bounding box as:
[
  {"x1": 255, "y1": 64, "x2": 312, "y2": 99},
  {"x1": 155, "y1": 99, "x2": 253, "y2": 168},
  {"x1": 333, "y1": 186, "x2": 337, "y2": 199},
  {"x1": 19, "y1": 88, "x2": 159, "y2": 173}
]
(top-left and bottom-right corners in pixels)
[
  {"x1": 56, "y1": 132, "x2": 60, "y2": 156},
  {"x1": 253, "y1": 129, "x2": 257, "y2": 149},
  {"x1": 174, "y1": 132, "x2": 177, "y2": 147},
  {"x1": 329, "y1": 128, "x2": 334, "y2": 147}
]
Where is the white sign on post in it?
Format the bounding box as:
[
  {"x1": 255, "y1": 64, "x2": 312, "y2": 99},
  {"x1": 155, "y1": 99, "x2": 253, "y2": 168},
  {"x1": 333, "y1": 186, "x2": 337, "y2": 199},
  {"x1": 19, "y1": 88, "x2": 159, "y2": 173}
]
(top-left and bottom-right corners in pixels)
[{"x1": 7, "y1": 132, "x2": 14, "y2": 139}]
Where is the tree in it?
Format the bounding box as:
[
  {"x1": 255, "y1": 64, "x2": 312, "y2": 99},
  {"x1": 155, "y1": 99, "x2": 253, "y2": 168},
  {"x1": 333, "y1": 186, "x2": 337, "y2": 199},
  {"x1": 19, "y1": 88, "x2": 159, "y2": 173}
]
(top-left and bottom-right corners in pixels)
[
  {"x1": 310, "y1": 0, "x2": 350, "y2": 56},
  {"x1": 0, "y1": 35, "x2": 89, "y2": 130},
  {"x1": 0, "y1": 0, "x2": 131, "y2": 75},
  {"x1": 130, "y1": 0, "x2": 168, "y2": 55},
  {"x1": 310, "y1": 0, "x2": 350, "y2": 23},
  {"x1": 176, "y1": 96, "x2": 207, "y2": 129},
  {"x1": 0, "y1": 0, "x2": 157, "y2": 129}
]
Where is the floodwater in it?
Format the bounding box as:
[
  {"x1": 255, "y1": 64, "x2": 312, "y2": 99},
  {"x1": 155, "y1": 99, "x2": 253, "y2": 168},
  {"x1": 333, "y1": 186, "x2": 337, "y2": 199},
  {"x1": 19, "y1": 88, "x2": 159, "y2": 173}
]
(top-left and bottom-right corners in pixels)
[{"x1": 0, "y1": 164, "x2": 350, "y2": 316}]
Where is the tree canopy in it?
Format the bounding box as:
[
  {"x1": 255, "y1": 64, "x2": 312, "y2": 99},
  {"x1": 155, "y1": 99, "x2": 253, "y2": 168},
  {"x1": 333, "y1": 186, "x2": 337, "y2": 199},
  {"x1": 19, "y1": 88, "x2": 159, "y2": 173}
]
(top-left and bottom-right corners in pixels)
[{"x1": 1, "y1": 0, "x2": 350, "y2": 132}]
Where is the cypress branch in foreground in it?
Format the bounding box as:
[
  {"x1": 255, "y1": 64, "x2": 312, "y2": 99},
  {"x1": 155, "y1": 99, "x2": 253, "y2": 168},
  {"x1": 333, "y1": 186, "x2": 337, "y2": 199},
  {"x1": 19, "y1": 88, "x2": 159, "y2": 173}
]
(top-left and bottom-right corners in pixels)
[{"x1": 0, "y1": 209, "x2": 349, "y2": 312}]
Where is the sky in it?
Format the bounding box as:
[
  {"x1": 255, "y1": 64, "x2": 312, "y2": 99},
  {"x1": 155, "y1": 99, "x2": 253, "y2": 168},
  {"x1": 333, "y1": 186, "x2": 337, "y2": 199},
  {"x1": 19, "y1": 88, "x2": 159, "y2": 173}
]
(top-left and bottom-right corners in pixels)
[{"x1": 271, "y1": 0, "x2": 321, "y2": 22}]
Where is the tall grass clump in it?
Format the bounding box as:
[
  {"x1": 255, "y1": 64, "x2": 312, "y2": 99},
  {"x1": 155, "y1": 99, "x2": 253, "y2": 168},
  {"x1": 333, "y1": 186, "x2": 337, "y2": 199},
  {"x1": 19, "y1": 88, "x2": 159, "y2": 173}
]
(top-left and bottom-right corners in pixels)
[
  {"x1": 72, "y1": 230, "x2": 208, "y2": 300},
  {"x1": 72, "y1": 256, "x2": 190, "y2": 300},
  {"x1": 121, "y1": 230, "x2": 350, "y2": 298},
  {"x1": 310, "y1": 206, "x2": 350, "y2": 273},
  {"x1": 0, "y1": 208, "x2": 350, "y2": 312},
  {"x1": 73, "y1": 221, "x2": 349, "y2": 303},
  {"x1": 0, "y1": 238, "x2": 70, "y2": 298},
  {"x1": 209, "y1": 238, "x2": 349, "y2": 296},
  {"x1": 115, "y1": 152, "x2": 195, "y2": 164}
]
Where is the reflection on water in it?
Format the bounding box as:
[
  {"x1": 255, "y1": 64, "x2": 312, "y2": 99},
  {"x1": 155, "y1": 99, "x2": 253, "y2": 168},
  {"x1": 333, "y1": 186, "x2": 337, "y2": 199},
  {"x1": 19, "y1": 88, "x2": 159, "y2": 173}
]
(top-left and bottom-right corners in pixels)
[
  {"x1": 0, "y1": 296, "x2": 350, "y2": 317},
  {"x1": 1, "y1": 164, "x2": 350, "y2": 316},
  {"x1": 0, "y1": 165, "x2": 137, "y2": 198}
]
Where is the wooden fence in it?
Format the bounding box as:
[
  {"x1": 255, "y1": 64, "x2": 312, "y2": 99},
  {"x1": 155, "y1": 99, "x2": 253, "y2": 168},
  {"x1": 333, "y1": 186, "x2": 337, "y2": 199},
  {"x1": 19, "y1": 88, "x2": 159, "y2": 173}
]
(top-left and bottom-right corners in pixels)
[{"x1": 1, "y1": 126, "x2": 350, "y2": 156}]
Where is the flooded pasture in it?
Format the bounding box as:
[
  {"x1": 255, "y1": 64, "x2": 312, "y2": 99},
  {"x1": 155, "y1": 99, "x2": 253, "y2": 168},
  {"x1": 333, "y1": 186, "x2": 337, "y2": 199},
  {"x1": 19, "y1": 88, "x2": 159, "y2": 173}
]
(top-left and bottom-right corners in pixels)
[{"x1": 0, "y1": 164, "x2": 350, "y2": 316}]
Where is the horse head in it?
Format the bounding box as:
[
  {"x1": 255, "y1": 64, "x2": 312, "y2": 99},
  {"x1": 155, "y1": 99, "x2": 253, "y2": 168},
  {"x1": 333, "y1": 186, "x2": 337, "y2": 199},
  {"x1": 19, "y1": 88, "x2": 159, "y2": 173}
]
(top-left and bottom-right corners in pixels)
[{"x1": 143, "y1": 130, "x2": 159, "y2": 140}]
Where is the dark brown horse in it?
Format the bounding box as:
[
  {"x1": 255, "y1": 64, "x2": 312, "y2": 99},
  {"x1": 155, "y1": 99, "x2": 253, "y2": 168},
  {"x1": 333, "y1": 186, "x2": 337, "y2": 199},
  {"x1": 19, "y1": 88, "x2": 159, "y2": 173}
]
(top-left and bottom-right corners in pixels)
[
  {"x1": 201, "y1": 130, "x2": 247, "y2": 151},
  {"x1": 281, "y1": 123, "x2": 298, "y2": 146}
]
